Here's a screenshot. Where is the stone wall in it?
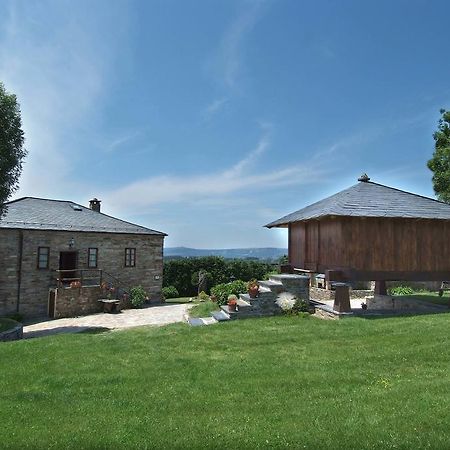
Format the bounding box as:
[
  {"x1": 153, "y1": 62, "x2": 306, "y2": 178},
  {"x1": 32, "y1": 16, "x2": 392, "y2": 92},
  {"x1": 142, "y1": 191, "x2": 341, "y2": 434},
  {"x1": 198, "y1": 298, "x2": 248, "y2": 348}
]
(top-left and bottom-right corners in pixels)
[
  {"x1": 54, "y1": 286, "x2": 103, "y2": 318},
  {"x1": 366, "y1": 294, "x2": 447, "y2": 311},
  {"x1": 310, "y1": 286, "x2": 373, "y2": 301},
  {"x1": 270, "y1": 274, "x2": 310, "y2": 303},
  {"x1": 0, "y1": 229, "x2": 22, "y2": 317},
  {"x1": 0, "y1": 320, "x2": 23, "y2": 341},
  {"x1": 0, "y1": 229, "x2": 164, "y2": 318}
]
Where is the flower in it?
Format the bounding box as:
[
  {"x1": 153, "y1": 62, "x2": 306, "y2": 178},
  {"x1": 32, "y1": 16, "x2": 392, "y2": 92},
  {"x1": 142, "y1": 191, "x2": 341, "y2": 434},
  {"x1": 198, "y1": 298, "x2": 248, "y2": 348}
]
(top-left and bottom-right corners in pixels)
[{"x1": 276, "y1": 292, "x2": 297, "y2": 311}]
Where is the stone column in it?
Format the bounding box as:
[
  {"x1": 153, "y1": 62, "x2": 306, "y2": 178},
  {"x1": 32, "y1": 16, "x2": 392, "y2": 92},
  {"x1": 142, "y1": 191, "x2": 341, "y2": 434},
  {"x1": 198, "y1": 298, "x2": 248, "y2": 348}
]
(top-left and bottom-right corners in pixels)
[
  {"x1": 374, "y1": 281, "x2": 387, "y2": 296},
  {"x1": 333, "y1": 283, "x2": 351, "y2": 313}
]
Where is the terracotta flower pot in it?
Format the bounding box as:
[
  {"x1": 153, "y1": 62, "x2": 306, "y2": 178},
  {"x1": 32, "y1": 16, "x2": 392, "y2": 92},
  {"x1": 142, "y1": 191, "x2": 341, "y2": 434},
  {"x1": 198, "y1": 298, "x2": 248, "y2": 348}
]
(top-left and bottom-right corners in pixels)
[
  {"x1": 248, "y1": 286, "x2": 259, "y2": 298},
  {"x1": 228, "y1": 302, "x2": 237, "y2": 311}
]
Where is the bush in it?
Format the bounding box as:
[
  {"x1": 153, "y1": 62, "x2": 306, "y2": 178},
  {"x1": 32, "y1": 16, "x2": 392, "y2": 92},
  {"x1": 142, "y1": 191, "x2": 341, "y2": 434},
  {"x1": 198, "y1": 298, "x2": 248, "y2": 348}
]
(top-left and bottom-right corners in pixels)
[
  {"x1": 389, "y1": 285, "x2": 414, "y2": 296},
  {"x1": 163, "y1": 256, "x2": 275, "y2": 297},
  {"x1": 210, "y1": 280, "x2": 247, "y2": 305},
  {"x1": 198, "y1": 291, "x2": 210, "y2": 302},
  {"x1": 162, "y1": 286, "x2": 179, "y2": 299},
  {"x1": 130, "y1": 286, "x2": 148, "y2": 308}
]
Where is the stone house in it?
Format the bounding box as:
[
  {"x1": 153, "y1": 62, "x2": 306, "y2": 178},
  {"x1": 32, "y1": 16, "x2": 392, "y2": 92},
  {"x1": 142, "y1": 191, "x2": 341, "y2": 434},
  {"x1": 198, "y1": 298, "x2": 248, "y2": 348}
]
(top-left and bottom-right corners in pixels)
[{"x1": 0, "y1": 197, "x2": 166, "y2": 319}]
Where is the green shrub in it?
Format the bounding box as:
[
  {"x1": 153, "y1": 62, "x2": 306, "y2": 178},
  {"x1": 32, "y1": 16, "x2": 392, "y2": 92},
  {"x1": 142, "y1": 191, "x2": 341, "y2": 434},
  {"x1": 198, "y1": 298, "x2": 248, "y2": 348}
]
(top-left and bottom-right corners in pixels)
[
  {"x1": 130, "y1": 286, "x2": 148, "y2": 308},
  {"x1": 389, "y1": 285, "x2": 414, "y2": 296},
  {"x1": 162, "y1": 286, "x2": 179, "y2": 299},
  {"x1": 163, "y1": 256, "x2": 275, "y2": 297},
  {"x1": 198, "y1": 291, "x2": 210, "y2": 302},
  {"x1": 210, "y1": 280, "x2": 247, "y2": 305}
]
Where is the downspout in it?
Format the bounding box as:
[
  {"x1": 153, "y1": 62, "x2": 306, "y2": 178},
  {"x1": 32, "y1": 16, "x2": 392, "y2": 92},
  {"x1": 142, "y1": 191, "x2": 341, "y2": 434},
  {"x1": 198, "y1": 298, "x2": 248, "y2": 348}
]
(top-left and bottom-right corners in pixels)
[{"x1": 16, "y1": 230, "x2": 24, "y2": 313}]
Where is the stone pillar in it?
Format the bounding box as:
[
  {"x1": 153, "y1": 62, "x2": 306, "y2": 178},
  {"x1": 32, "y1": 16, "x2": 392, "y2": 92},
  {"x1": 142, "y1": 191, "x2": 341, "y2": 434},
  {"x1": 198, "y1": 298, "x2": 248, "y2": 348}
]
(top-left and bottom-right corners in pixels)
[
  {"x1": 333, "y1": 283, "x2": 351, "y2": 313},
  {"x1": 374, "y1": 281, "x2": 387, "y2": 296}
]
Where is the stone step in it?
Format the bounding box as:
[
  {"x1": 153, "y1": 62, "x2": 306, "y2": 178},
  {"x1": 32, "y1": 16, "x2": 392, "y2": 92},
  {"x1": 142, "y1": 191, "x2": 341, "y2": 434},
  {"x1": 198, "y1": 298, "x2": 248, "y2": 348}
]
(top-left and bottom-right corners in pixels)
[
  {"x1": 239, "y1": 291, "x2": 275, "y2": 303},
  {"x1": 236, "y1": 298, "x2": 252, "y2": 308},
  {"x1": 269, "y1": 274, "x2": 310, "y2": 283},
  {"x1": 211, "y1": 310, "x2": 231, "y2": 321},
  {"x1": 258, "y1": 280, "x2": 283, "y2": 291},
  {"x1": 188, "y1": 316, "x2": 218, "y2": 326},
  {"x1": 220, "y1": 305, "x2": 239, "y2": 319},
  {"x1": 259, "y1": 280, "x2": 284, "y2": 293}
]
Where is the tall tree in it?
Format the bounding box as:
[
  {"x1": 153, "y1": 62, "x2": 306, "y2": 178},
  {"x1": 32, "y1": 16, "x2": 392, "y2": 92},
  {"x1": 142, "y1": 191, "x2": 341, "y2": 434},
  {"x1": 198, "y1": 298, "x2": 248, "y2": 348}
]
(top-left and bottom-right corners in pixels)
[
  {"x1": 427, "y1": 109, "x2": 450, "y2": 203},
  {"x1": 0, "y1": 82, "x2": 26, "y2": 217}
]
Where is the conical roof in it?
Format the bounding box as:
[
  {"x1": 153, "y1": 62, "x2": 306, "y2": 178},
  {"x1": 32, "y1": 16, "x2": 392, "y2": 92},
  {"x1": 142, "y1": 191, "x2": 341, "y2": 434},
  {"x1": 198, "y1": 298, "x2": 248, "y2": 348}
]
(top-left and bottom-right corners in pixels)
[{"x1": 265, "y1": 179, "x2": 450, "y2": 228}]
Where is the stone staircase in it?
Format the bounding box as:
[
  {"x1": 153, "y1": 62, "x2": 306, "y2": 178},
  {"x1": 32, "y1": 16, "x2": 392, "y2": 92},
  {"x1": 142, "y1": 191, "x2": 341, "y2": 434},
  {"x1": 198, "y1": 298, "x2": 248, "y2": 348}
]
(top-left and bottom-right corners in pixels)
[
  {"x1": 187, "y1": 274, "x2": 310, "y2": 326},
  {"x1": 218, "y1": 274, "x2": 310, "y2": 321}
]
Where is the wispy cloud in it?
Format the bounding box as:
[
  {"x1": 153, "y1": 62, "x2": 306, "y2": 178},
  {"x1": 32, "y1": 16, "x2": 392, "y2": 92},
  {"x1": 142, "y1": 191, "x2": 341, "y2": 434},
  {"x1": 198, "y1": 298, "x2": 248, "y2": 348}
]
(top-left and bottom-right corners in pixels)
[
  {"x1": 202, "y1": 97, "x2": 229, "y2": 121},
  {"x1": 104, "y1": 130, "x2": 142, "y2": 153},
  {"x1": 102, "y1": 126, "x2": 327, "y2": 211},
  {"x1": 201, "y1": 1, "x2": 268, "y2": 120},
  {"x1": 0, "y1": 1, "x2": 129, "y2": 199},
  {"x1": 218, "y1": 1, "x2": 267, "y2": 87}
]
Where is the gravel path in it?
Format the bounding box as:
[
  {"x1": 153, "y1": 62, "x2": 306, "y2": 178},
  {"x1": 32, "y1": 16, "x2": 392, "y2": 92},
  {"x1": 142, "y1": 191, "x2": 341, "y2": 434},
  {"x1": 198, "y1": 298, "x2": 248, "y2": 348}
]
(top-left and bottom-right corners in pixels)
[{"x1": 23, "y1": 303, "x2": 191, "y2": 339}]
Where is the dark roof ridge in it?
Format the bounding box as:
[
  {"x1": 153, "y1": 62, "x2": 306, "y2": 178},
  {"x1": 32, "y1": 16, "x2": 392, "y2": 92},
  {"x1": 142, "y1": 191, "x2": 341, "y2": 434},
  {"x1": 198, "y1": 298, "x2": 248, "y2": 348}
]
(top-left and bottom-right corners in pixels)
[
  {"x1": 365, "y1": 181, "x2": 447, "y2": 206},
  {"x1": 5, "y1": 196, "x2": 76, "y2": 205}
]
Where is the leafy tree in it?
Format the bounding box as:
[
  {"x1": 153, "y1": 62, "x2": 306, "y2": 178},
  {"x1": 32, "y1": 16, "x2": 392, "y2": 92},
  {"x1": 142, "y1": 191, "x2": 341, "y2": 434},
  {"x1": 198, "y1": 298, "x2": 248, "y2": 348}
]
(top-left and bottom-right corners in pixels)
[
  {"x1": 427, "y1": 109, "x2": 450, "y2": 203},
  {"x1": 0, "y1": 83, "x2": 26, "y2": 216}
]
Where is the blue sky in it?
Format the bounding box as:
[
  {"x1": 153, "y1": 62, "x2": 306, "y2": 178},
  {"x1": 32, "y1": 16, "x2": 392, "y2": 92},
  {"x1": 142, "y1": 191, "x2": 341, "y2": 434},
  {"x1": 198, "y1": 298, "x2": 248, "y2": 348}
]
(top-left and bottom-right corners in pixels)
[{"x1": 0, "y1": 0, "x2": 449, "y2": 248}]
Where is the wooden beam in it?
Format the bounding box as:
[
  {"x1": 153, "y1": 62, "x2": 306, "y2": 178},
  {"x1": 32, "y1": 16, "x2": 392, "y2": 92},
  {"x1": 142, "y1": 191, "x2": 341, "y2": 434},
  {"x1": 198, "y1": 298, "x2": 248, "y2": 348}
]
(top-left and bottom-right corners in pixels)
[{"x1": 326, "y1": 269, "x2": 450, "y2": 282}]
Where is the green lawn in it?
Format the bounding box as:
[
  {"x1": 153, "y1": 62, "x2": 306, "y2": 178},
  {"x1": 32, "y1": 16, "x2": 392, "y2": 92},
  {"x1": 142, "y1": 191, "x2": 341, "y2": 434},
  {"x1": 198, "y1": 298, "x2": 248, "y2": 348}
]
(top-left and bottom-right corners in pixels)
[
  {"x1": 1, "y1": 314, "x2": 450, "y2": 448},
  {"x1": 394, "y1": 291, "x2": 450, "y2": 306},
  {"x1": 188, "y1": 300, "x2": 220, "y2": 318},
  {"x1": 164, "y1": 296, "x2": 195, "y2": 304}
]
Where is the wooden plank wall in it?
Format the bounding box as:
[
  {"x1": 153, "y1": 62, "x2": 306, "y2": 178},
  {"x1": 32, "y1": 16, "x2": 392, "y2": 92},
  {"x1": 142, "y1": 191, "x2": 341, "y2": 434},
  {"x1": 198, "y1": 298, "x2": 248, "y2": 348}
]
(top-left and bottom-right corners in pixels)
[
  {"x1": 289, "y1": 219, "x2": 342, "y2": 270},
  {"x1": 288, "y1": 223, "x2": 305, "y2": 268},
  {"x1": 340, "y1": 217, "x2": 450, "y2": 272},
  {"x1": 289, "y1": 217, "x2": 450, "y2": 273}
]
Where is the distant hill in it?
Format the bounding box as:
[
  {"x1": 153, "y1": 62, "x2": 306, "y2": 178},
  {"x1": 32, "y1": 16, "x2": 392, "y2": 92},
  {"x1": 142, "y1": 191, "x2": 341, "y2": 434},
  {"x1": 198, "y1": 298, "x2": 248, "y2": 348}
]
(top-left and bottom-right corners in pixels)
[{"x1": 164, "y1": 247, "x2": 288, "y2": 261}]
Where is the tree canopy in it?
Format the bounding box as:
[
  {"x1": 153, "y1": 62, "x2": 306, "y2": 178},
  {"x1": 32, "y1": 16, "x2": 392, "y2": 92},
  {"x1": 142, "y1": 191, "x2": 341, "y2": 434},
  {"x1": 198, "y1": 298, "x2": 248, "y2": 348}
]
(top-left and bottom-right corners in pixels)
[
  {"x1": 427, "y1": 109, "x2": 450, "y2": 203},
  {"x1": 0, "y1": 82, "x2": 26, "y2": 216}
]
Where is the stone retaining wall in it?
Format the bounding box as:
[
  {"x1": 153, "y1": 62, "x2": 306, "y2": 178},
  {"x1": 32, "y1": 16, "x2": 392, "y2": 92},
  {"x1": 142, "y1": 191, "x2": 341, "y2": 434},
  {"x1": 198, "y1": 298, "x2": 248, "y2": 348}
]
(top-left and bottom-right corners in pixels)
[
  {"x1": 367, "y1": 295, "x2": 446, "y2": 311},
  {"x1": 310, "y1": 286, "x2": 373, "y2": 301},
  {"x1": 0, "y1": 320, "x2": 23, "y2": 341},
  {"x1": 54, "y1": 286, "x2": 103, "y2": 318}
]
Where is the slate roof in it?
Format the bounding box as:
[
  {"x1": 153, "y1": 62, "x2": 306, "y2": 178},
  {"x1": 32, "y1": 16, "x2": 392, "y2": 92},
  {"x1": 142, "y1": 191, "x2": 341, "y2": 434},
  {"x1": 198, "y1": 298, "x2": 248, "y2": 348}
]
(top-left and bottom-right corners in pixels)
[
  {"x1": 0, "y1": 197, "x2": 167, "y2": 235},
  {"x1": 265, "y1": 180, "x2": 450, "y2": 228}
]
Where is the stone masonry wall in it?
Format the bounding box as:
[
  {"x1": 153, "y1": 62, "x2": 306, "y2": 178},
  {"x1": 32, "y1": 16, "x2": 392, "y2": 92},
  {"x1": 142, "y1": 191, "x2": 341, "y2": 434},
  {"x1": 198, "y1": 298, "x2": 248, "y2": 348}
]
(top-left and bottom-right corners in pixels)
[
  {"x1": 0, "y1": 229, "x2": 164, "y2": 318},
  {"x1": 0, "y1": 229, "x2": 21, "y2": 317},
  {"x1": 366, "y1": 294, "x2": 447, "y2": 311},
  {"x1": 54, "y1": 286, "x2": 103, "y2": 318}
]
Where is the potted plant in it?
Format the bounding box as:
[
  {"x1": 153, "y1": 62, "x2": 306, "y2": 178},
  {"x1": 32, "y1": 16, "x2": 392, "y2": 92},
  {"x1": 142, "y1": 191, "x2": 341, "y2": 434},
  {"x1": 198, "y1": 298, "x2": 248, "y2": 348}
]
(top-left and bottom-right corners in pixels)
[
  {"x1": 70, "y1": 280, "x2": 81, "y2": 289},
  {"x1": 227, "y1": 294, "x2": 238, "y2": 311},
  {"x1": 247, "y1": 279, "x2": 259, "y2": 298}
]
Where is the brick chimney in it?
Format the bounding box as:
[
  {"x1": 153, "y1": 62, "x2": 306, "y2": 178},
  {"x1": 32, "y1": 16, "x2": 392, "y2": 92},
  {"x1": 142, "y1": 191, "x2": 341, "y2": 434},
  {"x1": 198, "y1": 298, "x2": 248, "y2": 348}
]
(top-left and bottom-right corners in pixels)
[{"x1": 89, "y1": 198, "x2": 101, "y2": 212}]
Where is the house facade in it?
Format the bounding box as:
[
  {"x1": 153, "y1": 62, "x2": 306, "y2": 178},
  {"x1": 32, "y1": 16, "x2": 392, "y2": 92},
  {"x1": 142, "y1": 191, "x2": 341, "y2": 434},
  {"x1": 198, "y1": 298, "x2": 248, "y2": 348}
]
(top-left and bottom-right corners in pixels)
[{"x1": 0, "y1": 197, "x2": 166, "y2": 318}]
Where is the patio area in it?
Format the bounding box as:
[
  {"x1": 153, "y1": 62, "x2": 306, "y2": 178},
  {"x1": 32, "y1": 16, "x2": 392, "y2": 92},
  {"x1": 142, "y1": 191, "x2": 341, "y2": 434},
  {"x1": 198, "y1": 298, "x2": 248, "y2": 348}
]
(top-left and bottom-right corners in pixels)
[{"x1": 23, "y1": 303, "x2": 191, "y2": 339}]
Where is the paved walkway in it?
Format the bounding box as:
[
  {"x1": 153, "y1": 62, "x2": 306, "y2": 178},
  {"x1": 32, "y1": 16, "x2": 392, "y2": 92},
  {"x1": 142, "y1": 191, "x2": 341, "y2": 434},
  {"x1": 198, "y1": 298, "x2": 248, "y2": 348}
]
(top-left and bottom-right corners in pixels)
[{"x1": 23, "y1": 303, "x2": 191, "y2": 339}]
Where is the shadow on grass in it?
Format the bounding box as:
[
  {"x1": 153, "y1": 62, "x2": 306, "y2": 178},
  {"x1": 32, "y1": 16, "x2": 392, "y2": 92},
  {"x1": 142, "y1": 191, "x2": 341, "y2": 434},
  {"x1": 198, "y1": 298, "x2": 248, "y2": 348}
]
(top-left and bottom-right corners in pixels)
[
  {"x1": 24, "y1": 326, "x2": 111, "y2": 339},
  {"x1": 355, "y1": 309, "x2": 450, "y2": 320}
]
